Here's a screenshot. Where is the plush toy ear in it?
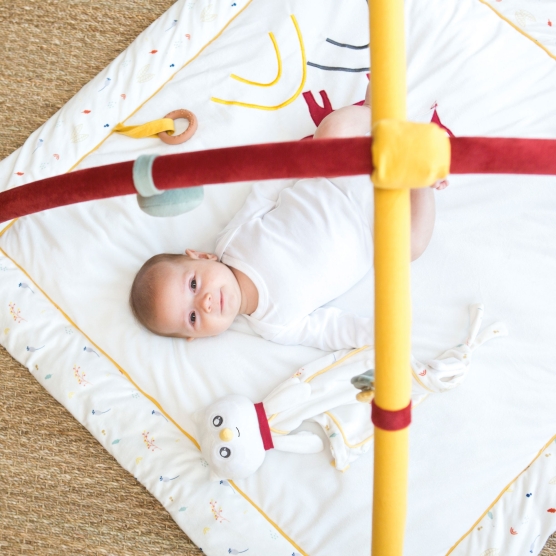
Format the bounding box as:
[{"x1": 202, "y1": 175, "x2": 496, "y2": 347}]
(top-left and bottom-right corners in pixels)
[
  {"x1": 263, "y1": 383, "x2": 311, "y2": 415},
  {"x1": 272, "y1": 431, "x2": 324, "y2": 454}
]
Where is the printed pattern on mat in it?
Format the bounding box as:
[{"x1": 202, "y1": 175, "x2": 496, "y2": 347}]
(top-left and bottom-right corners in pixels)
[
  {"x1": 0, "y1": 252, "x2": 302, "y2": 556},
  {"x1": 480, "y1": 0, "x2": 556, "y2": 59},
  {"x1": 449, "y1": 436, "x2": 556, "y2": 556},
  {"x1": 0, "y1": 0, "x2": 250, "y2": 192}
]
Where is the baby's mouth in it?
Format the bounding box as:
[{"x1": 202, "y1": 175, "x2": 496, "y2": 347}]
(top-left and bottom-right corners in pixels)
[{"x1": 220, "y1": 290, "x2": 224, "y2": 313}]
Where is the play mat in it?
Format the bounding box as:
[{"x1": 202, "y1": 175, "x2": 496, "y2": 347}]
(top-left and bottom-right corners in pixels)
[{"x1": 1, "y1": 0, "x2": 556, "y2": 554}]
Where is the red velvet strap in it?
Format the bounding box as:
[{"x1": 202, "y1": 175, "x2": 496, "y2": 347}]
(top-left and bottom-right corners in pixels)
[
  {"x1": 3, "y1": 136, "x2": 556, "y2": 223},
  {"x1": 254, "y1": 402, "x2": 274, "y2": 451},
  {"x1": 371, "y1": 399, "x2": 412, "y2": 431},
  {"x1": 450, "y1": 137, "x2": 556, "y2": 175},
  {"x1": 0, "y1": 138, "x2": 370, "y2": 222}
]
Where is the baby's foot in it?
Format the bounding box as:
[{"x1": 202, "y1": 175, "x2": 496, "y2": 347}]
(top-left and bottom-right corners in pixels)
[{"x1": 431, "y1": 179, "x2": 449, "y2": 190}]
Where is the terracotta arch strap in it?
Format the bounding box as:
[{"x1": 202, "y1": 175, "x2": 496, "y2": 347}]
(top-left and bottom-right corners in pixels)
[{"x1": 371, "y1": 399, "x2": 412, "y2": 431}]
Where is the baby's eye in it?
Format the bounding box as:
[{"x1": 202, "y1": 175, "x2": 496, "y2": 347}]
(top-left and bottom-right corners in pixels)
[
  {"x1": 190, "y1": 311, "x2": 196, "y2": 324},
  {"x1": 191, "y1": 278, "x2": 197, "y2": 291}
]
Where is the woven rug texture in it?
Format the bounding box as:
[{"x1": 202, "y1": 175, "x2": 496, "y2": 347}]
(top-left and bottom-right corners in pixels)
[{"x1": 0, "y1": 1, "x2": 554, "y2": 555}]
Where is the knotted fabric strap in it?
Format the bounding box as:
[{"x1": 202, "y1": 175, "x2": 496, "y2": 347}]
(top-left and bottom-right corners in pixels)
[
  {"x1": 254, "y1": 402, "x2": 274, "y2": 450},
  {"x1": 371, "y1": 399, "x2": 412, "y2": 431},
  {"x1": 113, "y1": 118, "x2": 175, "y2": 139}
]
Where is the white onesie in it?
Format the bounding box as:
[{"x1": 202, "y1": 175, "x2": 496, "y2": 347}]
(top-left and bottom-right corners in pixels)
[{"x1": 215, "y1": 175, "x2": 375, "y2": 351}]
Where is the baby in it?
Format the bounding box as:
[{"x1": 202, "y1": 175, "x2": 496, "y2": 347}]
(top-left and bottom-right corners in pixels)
[{"x1": 130, "y1": 86, "x2": 447, "y2": 351}]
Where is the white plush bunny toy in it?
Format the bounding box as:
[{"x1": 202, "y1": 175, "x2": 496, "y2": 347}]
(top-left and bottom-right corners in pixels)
[{"x1": 192, "y1": 304, "x2": 507, "y2": 481}]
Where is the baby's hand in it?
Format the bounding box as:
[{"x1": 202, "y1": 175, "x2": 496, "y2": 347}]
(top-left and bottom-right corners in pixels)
[{"x1": 431, "y1": 179, "x2": 449, "y2": 190}]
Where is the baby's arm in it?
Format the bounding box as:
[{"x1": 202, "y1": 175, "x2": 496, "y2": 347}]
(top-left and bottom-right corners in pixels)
[{"x1": 266, "y1": 307, "x2": 373, "y2": 352}]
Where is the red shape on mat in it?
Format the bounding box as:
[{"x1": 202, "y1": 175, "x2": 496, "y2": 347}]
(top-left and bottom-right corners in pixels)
[
  {"x1": 431, "y1": 105, "x2": 455, "y2": 138},
  {"x1": 303, "y1": 90, "x2": 334, "y2": 127}
]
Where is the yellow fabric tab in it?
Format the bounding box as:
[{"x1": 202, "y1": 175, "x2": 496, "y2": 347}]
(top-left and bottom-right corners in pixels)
[
  {"x1": 371, "y1": 120, "x2": 450, "y2": 190},
  {"x1": 112, "y1": 118, "x2": 175, "y2": 139}
]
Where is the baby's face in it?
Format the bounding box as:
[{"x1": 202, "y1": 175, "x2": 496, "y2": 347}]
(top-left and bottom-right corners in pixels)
[{"x1": 150, "y1": 255, "x2": 241, "y2": 339}]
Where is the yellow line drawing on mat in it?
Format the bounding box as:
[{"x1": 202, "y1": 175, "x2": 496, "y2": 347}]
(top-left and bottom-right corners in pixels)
[
  {"x1": 230, "y1": 31, "x2": 283, "y2": 87},
  {"x1": 446, "y1": 432, "x2": 556, "y2": 554},
  {"x1": 211, "y1": 14, "x2": 306, "y2": 110},
  {"x1": 478, "y1": 0, "x2": 556, "y2": 61}
]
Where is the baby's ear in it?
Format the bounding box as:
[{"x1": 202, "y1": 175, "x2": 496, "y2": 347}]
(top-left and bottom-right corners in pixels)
[{"x1": 185, "y1": 249, "x2": 218, "y2": 261}]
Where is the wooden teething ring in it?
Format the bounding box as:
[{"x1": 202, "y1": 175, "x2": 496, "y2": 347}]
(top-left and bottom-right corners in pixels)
[{"x1": 158, "y1": 109, "x2": 198, "y2": 145}]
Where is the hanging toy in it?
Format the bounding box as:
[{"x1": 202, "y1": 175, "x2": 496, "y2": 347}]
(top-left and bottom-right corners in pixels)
[
  {"x1": 113, "y1": 109, "x2": 203, "y2": 217},
  {"x1": 192, "y1": 304, "x2": 507, "y2": 481}
]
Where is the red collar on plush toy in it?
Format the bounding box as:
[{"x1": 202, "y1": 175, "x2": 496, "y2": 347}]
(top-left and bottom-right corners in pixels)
[{"x1": 254, "y1": 402, "x2": 274, "y2": 450}]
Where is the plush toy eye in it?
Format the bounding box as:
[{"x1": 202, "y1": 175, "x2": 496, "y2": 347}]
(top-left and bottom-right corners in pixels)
[
  {"x1": 212, "y1": 415, "x2": 223, "y2": 427},
  {"x1": 219, "y1": 447, "x2": 231, "y2": 458}
]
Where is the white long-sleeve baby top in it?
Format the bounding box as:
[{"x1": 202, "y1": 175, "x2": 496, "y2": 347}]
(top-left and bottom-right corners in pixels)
[{"x1": 214, "y1": 175, "x2": 374, "y2": 351}]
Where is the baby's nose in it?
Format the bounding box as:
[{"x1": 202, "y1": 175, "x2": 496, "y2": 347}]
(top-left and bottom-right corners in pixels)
[{"x1": 200, "y1": 292, "x2": 212, "y2": 312}]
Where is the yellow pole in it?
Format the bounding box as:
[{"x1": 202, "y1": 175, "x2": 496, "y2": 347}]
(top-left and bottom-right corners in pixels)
[{"x1": 370, "y1": 0, "x2": 411, "y2": 554}]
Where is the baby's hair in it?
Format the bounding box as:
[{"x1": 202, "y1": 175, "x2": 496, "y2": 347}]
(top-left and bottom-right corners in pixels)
[{"x1": 129, "y1": 253, "x2": 183, "y2": 333}]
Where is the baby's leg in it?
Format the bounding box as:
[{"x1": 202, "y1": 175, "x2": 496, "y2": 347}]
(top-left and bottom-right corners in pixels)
[
  {"x1": 314, "y1": 82, "x2": 445, "y2": 261},
  {"x1": 313, "y1": 84, "x2": 371, "y2": 139}
]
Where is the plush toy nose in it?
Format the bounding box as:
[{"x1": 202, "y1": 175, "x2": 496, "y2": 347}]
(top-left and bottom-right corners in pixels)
[{"x1": 219, "y1": 428, "x2": 234, "y2": 442}]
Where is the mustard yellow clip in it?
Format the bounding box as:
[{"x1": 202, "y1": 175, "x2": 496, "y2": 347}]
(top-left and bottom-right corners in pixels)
[{"x1": 371, "y1": 120, "x2": 450, "y2": 189}]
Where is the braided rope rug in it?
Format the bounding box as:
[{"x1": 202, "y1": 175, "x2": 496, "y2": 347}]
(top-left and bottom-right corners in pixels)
[{"x1": 0, "y1": 1, "x2": 554, "y2": 555}]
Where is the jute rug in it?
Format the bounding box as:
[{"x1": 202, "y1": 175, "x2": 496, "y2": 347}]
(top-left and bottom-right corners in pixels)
[{"x1": 0, "y1": 1, "x2": 554, "y2": 555}]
